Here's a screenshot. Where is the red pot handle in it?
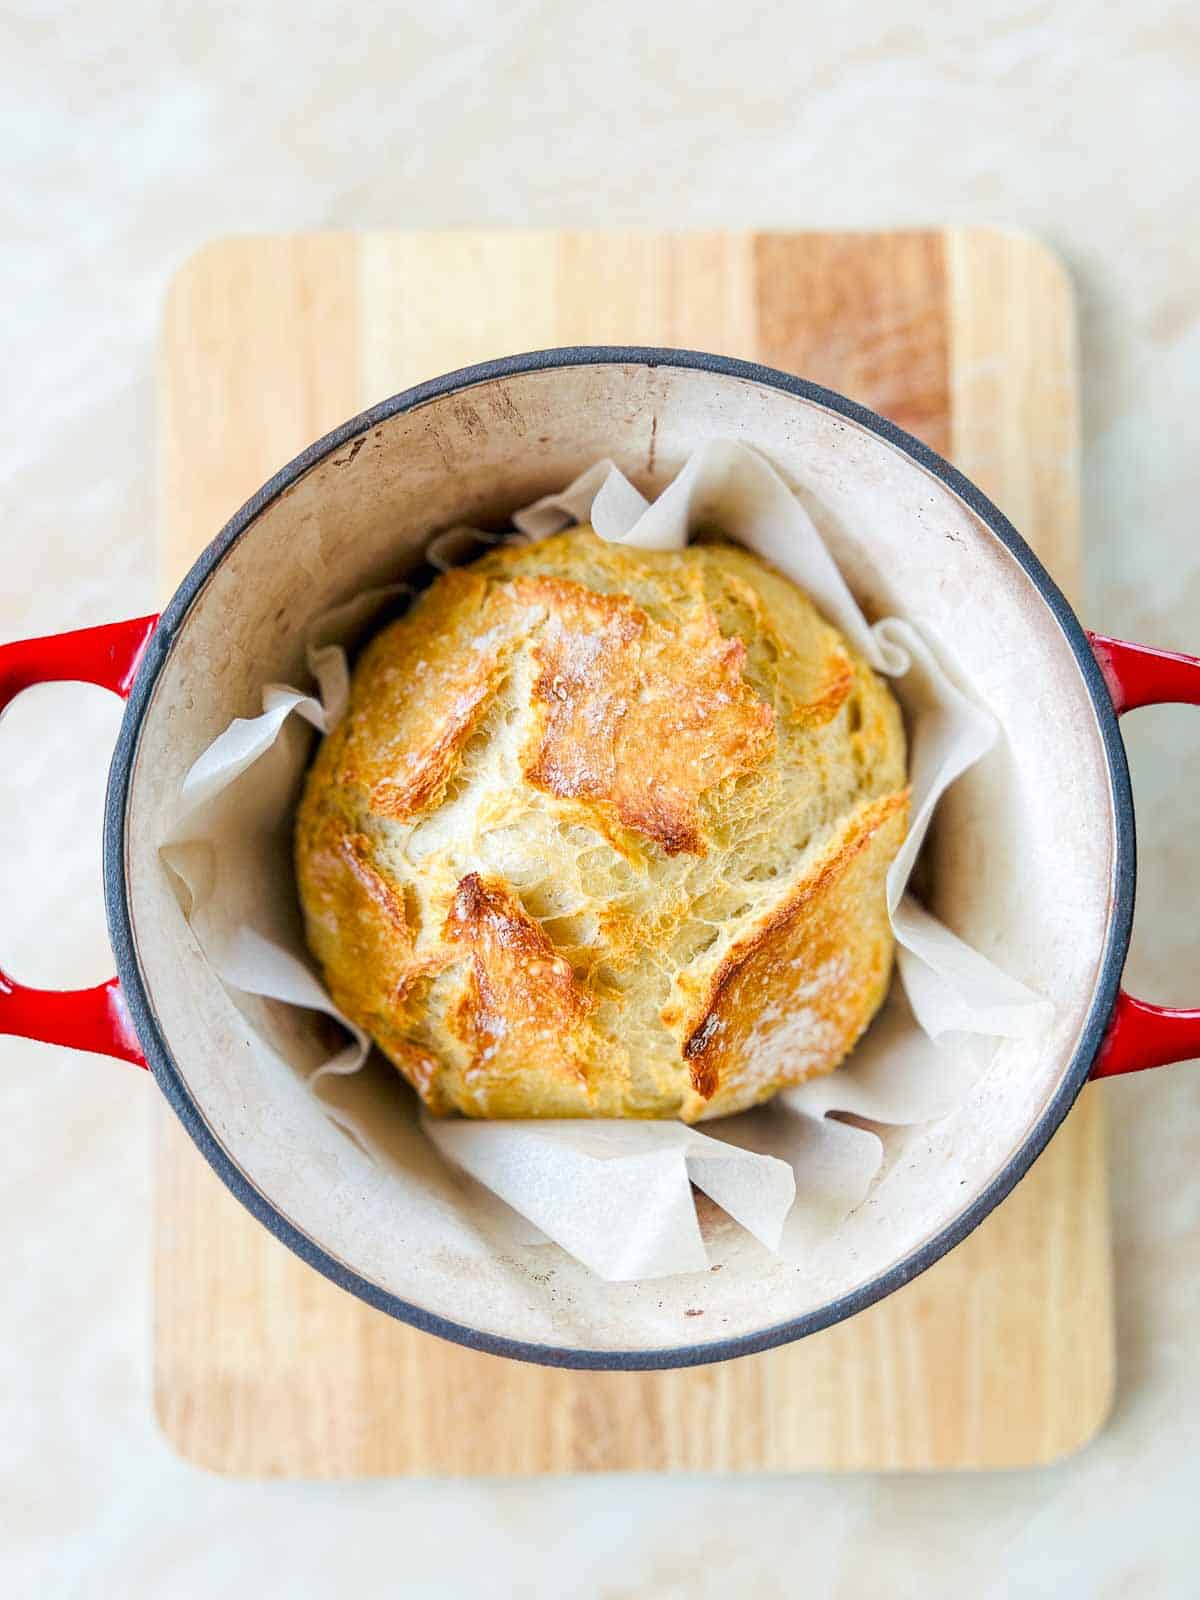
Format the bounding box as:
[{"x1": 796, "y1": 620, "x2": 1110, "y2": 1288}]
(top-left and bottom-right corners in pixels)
[
  {"x1": 1089, "y1": 633, "x2": 1200, "y2": 1079},
  {"x1": 0, "y1": 616, "x2": 159, "y2": 1066}
]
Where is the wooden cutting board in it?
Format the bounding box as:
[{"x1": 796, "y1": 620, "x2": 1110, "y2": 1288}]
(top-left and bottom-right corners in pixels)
[{"x1": 156, "y1": 229, "x2": 1113, "y2": 1475}]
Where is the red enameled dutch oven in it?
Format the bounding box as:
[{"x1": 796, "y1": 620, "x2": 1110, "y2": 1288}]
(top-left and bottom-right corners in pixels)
[{"x1": 3, "y1": 349, "x2": 1199, "y2": 1370}]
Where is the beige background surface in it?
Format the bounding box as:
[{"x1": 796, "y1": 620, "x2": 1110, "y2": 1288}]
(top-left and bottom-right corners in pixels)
[{"x1": 1, "y1": 4, "x2": 1197, "y2": 1597}]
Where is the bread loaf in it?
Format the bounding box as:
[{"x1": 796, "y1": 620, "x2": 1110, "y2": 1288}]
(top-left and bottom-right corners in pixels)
[{"x1": 295, "y1": 527, "x2": 908, "y2": 1121}]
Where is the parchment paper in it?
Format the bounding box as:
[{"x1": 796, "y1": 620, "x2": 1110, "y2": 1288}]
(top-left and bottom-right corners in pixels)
[{"x1": 162, "y1": 442, "x2": 1050, "y2": 1281}]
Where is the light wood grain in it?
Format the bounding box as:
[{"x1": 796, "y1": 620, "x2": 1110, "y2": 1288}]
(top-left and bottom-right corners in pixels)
[
  {"x1": 155, "y1": 229, "x2": 1112, "y2": 1475},
  {"x1": 754, "y1": 230, "x2": 951, "y2": 456}
]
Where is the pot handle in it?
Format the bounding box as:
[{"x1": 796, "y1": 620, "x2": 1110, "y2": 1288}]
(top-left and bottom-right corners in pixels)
[
  {"x1": 1089, "y1": 632, "x2": 1200, "y2": 1079},
  {"x1": 0, "y1": 616, "x2": 159, "y2": 1066}
]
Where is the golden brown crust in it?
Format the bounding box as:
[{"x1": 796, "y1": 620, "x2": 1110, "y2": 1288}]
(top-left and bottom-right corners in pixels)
[
  {"x1": 790, "y1": 649, "x2": 855, "y2": 730},
  {"x1": 295, "y1": 817, "x2": 417, "y2": 1010},
  {"x1": 294, "y1": 526, "x2": 909, "y2": 1121},
  {"x1": 387, "y1": 1032, "x2": 444, "y2": 1106},
  {"x1": 519, "y1": 575, "x2": 775, "y2": 855},
  {"x1": 673, "y1": 790, "x2": 909, "y2": 1114},
  {"x1": 336, "y1": 570, "x2": 534, "y2": 820},
  {"x1": 443, "y1": 873, "x2": 597, "y2": 1115},
  {"x1": 293, "y1": 813, "x2": 451, "y2": 1106},
  {"x1": 710, "y1": 565, "x2": 855, "y2": 730}
]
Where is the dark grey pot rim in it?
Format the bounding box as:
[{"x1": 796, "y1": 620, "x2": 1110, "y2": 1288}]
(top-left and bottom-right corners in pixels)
[{"x1": 104, "y1": 346, "x2": 1133, "y2": 1372}]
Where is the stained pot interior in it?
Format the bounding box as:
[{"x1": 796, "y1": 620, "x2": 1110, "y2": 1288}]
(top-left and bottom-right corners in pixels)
[{"x1": 122, "y1": 361, "x2": 1114, "y2": 1357}]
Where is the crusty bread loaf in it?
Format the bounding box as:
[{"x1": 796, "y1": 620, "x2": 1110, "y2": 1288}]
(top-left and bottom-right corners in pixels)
[{"x1": 295, "y1": 527, "x2": 908, "y2": 1121}]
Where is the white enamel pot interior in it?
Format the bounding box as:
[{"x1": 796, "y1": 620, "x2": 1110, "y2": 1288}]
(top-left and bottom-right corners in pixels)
[{"x1": 104, "y1": 350, "x2": 1129, "y2": 1368}]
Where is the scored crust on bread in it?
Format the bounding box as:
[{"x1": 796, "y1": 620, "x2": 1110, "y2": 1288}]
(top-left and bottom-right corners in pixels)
[
  {"x1": 295, "y1": 526, "x2": 909, "y2": 1121},
  {"x1": 669, "y1": 789, "x2": 908, "y2": 1115},
  {"x1": 517, "y1": 574, "x2": 775, "y2": 855},
  {"x1": 443, "y1": 872, "x2": 597, "y2": 1117},
  {"x1": 337, "y1": 570, "x2": 536, "y2": 821}
]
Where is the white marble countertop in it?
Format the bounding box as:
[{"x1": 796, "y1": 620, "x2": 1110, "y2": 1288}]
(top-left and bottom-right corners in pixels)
[{"x1": 3, "y1": 4, "x2": 1198, "y2": 1595}]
